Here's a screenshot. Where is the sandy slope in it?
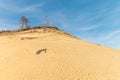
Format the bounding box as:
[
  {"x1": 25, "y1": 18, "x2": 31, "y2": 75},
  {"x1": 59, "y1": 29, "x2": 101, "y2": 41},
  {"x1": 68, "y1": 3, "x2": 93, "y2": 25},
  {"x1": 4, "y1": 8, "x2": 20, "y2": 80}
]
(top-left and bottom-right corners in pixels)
[{"x1": 0, "y1": 29, "x2": 120, "y2": 80}]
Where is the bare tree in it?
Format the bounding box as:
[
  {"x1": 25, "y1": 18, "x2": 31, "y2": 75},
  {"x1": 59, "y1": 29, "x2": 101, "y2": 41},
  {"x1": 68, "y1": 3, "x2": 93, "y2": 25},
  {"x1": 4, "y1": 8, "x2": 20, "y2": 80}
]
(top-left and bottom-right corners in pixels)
[
  {"x1": 20, "y1": 16, "x2": 25, "y2": 29},
  {"x1": 20, "y1": 16, "x2": 30, "y2": 30}
]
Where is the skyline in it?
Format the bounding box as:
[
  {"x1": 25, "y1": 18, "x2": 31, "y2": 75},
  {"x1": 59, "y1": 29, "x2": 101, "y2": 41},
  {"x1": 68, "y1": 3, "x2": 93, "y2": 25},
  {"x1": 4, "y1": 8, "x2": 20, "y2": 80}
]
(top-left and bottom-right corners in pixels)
[{"x1": 0, "y1": 0, "x2": 120, "y2": 49}]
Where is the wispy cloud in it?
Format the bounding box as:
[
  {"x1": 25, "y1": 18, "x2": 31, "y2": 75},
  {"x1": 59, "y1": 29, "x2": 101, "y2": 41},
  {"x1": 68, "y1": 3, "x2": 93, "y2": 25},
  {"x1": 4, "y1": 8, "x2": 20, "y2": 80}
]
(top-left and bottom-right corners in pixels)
[
  {"x1": 0, "y1": 2, "x2": 45, "y2": 13},
  {"x1": 53, "y1": 11, "x2": 69, "y2": 29},
  {"x1": 101, "y1": 30, "x2": 120, "y2": 41},
  {"x1": 0, "y1": 3, "x2": 12, "y2": 11},
  {"x1": 19, "y1": 3, "x2": 45, "y2": 13},
  {"x1": 78, "y1": 24, "x2": 102, "y2": 31}
]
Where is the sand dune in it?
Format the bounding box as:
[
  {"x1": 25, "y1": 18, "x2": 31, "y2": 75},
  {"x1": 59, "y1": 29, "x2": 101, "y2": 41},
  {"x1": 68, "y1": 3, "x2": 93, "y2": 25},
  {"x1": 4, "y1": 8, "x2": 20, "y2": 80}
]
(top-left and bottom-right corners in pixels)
[{"x1": 0, "y1": 28, "x2": 120, "y2": 80}]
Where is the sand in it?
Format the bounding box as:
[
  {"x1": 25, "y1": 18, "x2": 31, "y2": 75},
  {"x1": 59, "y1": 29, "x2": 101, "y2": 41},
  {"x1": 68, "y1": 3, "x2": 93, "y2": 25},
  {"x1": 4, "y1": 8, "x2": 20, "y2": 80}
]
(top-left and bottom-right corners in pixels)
[{"x1": 0, "y1": 28, "x2": 120, "y2": 80}]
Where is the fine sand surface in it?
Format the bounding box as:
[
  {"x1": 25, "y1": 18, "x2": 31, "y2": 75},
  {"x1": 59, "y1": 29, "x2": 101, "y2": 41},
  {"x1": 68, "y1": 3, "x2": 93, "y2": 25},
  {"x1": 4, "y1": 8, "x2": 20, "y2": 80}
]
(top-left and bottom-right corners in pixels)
[{"x1": 0, "y1": 29, "x2": 120, "y2": 80}]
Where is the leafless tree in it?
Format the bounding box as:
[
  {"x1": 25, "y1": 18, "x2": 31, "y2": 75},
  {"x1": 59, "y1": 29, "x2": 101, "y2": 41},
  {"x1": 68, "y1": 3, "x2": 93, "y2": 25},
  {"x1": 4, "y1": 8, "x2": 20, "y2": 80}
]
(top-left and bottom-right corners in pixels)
[{"x1": 20, "y1": 16, "x2": 30, "y2": 30}]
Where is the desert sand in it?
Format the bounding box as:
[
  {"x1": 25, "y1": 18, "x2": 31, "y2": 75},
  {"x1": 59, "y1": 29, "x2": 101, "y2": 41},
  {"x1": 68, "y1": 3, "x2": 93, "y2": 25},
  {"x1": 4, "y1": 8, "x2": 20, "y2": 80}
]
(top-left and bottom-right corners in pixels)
[{"x1": 0, "y1": 27, "x2": 120, "y2": 80}]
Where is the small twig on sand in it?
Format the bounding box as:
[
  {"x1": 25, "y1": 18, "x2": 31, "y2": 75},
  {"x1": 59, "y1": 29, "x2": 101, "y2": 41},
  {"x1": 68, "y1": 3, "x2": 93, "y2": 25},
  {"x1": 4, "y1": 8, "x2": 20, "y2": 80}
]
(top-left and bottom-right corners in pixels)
[{"x1": 36, "y1": 48, "x2": 47, "y2": 55}]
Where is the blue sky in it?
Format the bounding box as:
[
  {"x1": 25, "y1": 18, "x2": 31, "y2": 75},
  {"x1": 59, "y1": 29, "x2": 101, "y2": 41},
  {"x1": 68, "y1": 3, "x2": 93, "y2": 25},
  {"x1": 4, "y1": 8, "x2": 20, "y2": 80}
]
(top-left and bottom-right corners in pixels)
[{"x1": 0, "y1": 0, "x2": 120, "y2": 49}]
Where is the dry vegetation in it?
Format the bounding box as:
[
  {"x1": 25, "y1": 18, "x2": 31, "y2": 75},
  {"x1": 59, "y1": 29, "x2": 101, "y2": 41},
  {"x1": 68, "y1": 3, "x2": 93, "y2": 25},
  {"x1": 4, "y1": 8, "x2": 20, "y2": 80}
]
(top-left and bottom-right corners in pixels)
[{"x1": 0, "y1": 26, "x2": 77, "y2": 39}]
